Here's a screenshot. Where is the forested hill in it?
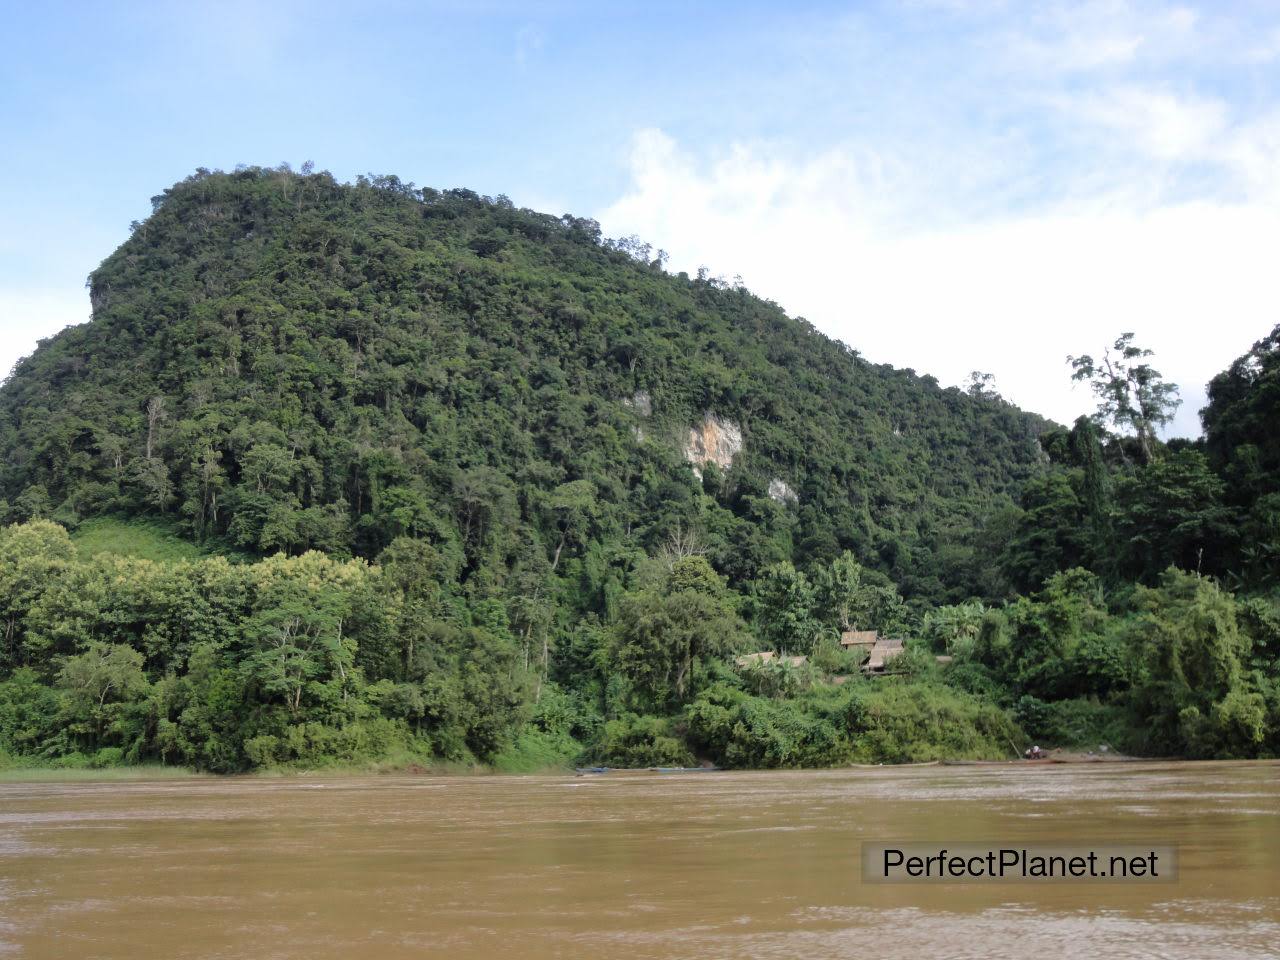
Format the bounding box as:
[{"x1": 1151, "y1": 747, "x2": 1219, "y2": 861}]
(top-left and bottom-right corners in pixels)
[
  {"x1": 2, "y1": 167, "x2": 1277, "y2": 775},
  {"x1": 0, "y1": 166, "x2": 1046, "y2": 600}
]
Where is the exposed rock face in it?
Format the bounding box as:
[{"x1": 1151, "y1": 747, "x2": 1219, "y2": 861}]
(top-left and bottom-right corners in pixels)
[
  {"x1": 684, "y1": 413, "x2": 743, "y2": 474},
  {"x1": 623, "y1": 390, "x2": 652, "y2": 418},
  {"x1": 767, "y1": 478, "x2": 797, "y2": 504}
]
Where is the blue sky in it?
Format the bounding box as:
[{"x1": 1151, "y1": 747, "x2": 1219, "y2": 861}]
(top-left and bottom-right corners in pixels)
[{"x1": 4, "y1": 1, "x2": 1279, "y2": 434}]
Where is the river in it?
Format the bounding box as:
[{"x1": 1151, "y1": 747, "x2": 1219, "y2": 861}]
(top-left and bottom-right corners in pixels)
[{"x1": 2, "y1": 761, "x2": 1277, "y2": 959}]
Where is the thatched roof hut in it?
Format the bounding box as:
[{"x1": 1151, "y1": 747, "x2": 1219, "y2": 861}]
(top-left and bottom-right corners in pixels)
[
  {"x1": 862, "y1": 636, "x2": 905, "y2": 673},
  {"x1": 839, "y1": 629, "x2": 880, "y2": 649}
]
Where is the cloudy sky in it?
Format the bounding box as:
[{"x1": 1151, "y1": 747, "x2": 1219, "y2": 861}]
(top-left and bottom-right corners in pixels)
[{"x1": 3, "y1": 1, "x2": 1278, "y2": 434}]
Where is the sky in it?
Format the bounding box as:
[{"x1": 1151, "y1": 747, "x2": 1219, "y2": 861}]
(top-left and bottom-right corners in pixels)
[{"x1": 3, "y1": 1, "x2": 1279, "y2": 436}]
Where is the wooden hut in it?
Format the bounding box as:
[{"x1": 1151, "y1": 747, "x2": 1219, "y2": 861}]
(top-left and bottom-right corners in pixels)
[
  {"x1": 839, "y1": 629, "x2": 880, "y2": 650},
  {"x1": 862, "y1": 636, "x2": 905, "y2": 673}
]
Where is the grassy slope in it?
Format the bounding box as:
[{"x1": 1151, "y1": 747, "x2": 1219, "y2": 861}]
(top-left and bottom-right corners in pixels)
[{"x1": 71, "y1": 517, "x2": 249, "y2": 563}]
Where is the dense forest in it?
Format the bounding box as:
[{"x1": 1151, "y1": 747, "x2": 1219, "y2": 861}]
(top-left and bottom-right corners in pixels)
[{"x1": 0, "y1": 166, "x2": 1276, "y2": 772}]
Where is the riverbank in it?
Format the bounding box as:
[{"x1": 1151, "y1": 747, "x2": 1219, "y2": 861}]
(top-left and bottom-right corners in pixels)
[
  {"x1": 0, "y1": 764, "x2": 206, "y2": 782},
  {"x1": 0, "y1": 752, "x2": 565, "y2": 782},
  {"x1": 0, "y1": 750, "x2": 1192, "y2": 782}
]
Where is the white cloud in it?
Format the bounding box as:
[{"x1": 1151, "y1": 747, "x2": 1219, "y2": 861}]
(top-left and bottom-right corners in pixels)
[
  {"x1": 598, "y1": 129, "x2": 1280, "y2": 437},
  {"x1": 1220, "y1": 111, "x2": 1280, "y2": 202},
  {"x1": 1058, "y1": 87, "x2": 1227, "y2": 161},
  {"x1": 993, "y1": 0, "x2": 1200, "y2": 72},
  {"x1": 1241, "y1": 25, "x2": 1280, "y2": 63}
]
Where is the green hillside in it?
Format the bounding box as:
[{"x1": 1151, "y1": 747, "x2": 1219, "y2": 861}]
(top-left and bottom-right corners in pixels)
[
  {"x1": 0, "y1": 167, "x2": 1046, "y2": 602},
  {"x1": 0, "y1": 167, "x2": 1275, "y2": 774}
]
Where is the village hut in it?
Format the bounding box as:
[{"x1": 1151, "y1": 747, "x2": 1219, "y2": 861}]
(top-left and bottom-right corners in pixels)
[
  {"x1": 862, "y1": 636, "x2": 905, "y2": 673},
  {"x1": 839, "y1": 629, "x2": 879, "y2": 650}
]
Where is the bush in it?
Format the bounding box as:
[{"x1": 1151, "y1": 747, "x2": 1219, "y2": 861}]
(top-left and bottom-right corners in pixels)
[
  {"x1": 942, "y1": 661, "x2": 1012, "y2": 705},
  {"x1": 685, "y1": 683, "x2": 853, "y2": 768},
  {"x1": 849, "y1": 682, "x2": 1023, "y2": 763},
  {"x1": 89, "y1": 747, "x2": 126, "y2": 768},
  {"x1": 243, "y1": 735, "x2": 280, "y2": 767},
  {"x1": 490, "y1": 730, "x2": 582, "y2": 773},
  {"x1": 1013, "y1": 696, "x2": 1135, "y2": 752},
  {"x1": 593, "y1": 714, "x2": 694, "y2": 767}
]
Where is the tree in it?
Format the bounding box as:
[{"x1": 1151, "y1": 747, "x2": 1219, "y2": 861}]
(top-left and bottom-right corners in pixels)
[
  {"x1": 145, "y1": 396, "x2": 167, "y2": 460},
  {"x1": 1112, "y1": 449, "x2": 1234, "y2": 581},
  {"x1": 0, "y1": 520, "x2": 76, "y2": 669},
  {"x1": 58, "y1": 642, "x2": 149, "y2": 745},
  {"x1": 186, "y1": 445, "x2": 225, "y2": 539},
  {"x1": 1128, "y1": 570, "x2": 1266, "y2": 757},
  {"x1": 242, "y1": 553, "x2": 364, "y2": 714},
  {"x1": 921, "y1": 601, "x2": 985, "y2": 655},
  {"x1": 1069, "y1": 416, "x2": 1113, "y2": 572},
  {"x1": 1068, "y1": 333, "x2": 1181, "y2": 463},
  {"x1": 815, "y1": 552, "x2": 865, "y2": 632},
  {"x1": 1001, "y1": 473, "x2": 1089, "y2": 593},
  {"x1": 132, "y1": 457, "x2": 175, "y2": 512},
  {"x1": 812, "y1": 552, "x2": 906, "y2": 635},
  {"x1": 376, "y1": 537, "x2": 450, "y2": 679},
  {"x1": 1202, "y1": 324, "x2": 1280, "y2": 587},
  {"x1": 964, "y1": 371, "x2": 1002, "y2": 402},
  {"x1": 545, "y1": 479, "x2": 598, "y2": 571},
  {"x1": 612, "y1": 557, "x2": 746, "y2": 707},
  {"x1": 452, "y1": 466, "x2": 516, "y2": 566},
  {"x1": 753, "y1": 562, "x2": 822, "y2": 653}
]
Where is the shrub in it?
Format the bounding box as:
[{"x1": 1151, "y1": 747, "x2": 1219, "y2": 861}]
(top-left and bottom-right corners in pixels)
[{"x1": 593, "y1": 714, "x2": 694, "y2": 767}]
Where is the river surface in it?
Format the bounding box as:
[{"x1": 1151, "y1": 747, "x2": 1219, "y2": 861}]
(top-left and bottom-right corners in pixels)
[{"x1": 1, "y1": 761, "x2": 1277, "y2": 959}]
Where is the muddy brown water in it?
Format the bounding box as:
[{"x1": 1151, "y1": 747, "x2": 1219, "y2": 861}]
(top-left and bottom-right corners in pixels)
[{"x1": 1, "y1": 761, "x2": 1277, "y2": 959}]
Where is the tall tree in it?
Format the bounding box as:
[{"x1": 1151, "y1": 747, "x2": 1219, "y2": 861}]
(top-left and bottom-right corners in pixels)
[
  {"x1": 1068, "y1": 333, "x2": 1181, "y2": 463},
  {"x1": 1069, "y1": 416, "x2": 1113, "y2": 574}
]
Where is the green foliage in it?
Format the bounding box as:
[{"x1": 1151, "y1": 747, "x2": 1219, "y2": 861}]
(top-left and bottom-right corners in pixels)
[
  {"x1": 686, "y1": 679, "x2": 1022, "y2": 767},
  {"x1": 1112, "y1": 450, "x2": 1234, "y2": 581},
  {"x1": 0, "y1": 668, "x2": 60, "y2": 757},
  {"x1": 0, "y1": 167, "x2": 1048, "y2": 610},
  {"x1": 0, "y1": 520, "x2": 533, "y2": 770},
  {"x1": 490, "y1": 729, "x2": 583, "y2": 773},
  {"x1": 751, "y1": 562, "x2": 823, "y2": 653},
  {"x1": 849, "y1": 682, "x2": 1024, "y2": 763},
  {"x1": 921, "y1": 601, "x2": 985, "y2": 655},
  {"x1": 1000, "y1": 473, "x2": 1089, "y2": 593},
  {"x1": 685, "y1": 683, "x2": 854, "y2": 767},
  {"x1": 610, "y1": 556, "x2": 747, "y2": 709},
  {"x1": 1202, "y1": 324, "x2": 1280, "y2": 587},
  {"x1": 1126, "y1": 570, "x2": 1268, "y2": 757},
  {"x1": 1012, "y1": 696, "x2": 1135, "y2": 752},
  {"x1": 594, "y1": 714, "x2": 694, "y2": 767},
  {"x1": 1069, "y1": 332, "x2": 1181, "y2": 464},
  {"x1": 0, "y1": 519, "x2": 75, "y2": 670},
  {"x1": 0, "y1": 171, "x2": 1276, "y2": 771},
  {"x1": 71, "y1": 517, "x2": 228, "y2": 562}
]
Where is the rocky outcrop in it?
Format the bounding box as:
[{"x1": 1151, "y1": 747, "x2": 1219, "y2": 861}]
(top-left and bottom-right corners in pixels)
[
  {"x1": 623, "y1": 390, "x2": 652, "y2": 418},
  {"x1": 684, "y1": 413, "x2": 743, "y2": 476},
  {"x1": 767, "y1": 478, "x2": 797, "y2": 504}
]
